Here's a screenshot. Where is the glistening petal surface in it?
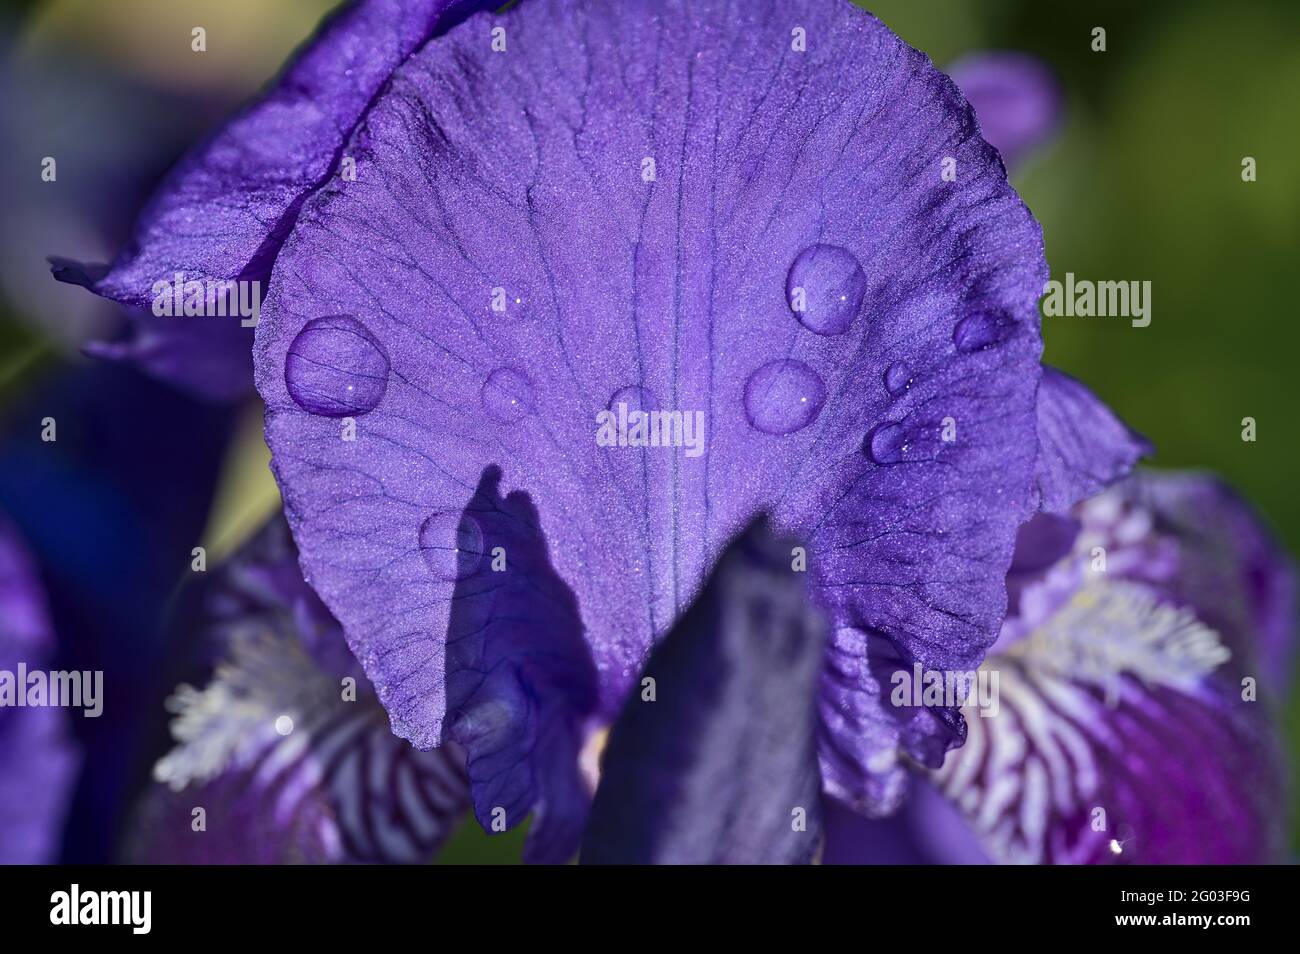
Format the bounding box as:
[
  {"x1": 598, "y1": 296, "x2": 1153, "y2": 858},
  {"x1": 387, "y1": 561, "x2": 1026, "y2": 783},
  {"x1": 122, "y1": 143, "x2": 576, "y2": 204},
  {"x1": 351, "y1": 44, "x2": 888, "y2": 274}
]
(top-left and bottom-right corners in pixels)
[{"x1": 255, "y1": 0, "x2": 1051, "y2": 819}]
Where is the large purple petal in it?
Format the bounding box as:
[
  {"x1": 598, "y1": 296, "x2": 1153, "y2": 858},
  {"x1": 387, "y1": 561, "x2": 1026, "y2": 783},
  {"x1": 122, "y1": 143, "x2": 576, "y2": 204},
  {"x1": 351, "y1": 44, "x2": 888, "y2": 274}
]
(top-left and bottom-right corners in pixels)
[
  {"x1": 52, "y1": 0, "x2": 496, "y2": 400},
  {"x1": 931, "y1": 473, "x2": 1291, "y2": 864},
  {"x1": 254, "y1": 0, "x2": 1053, "y2": 821},
  {"x1": 581, "y1": 521, "x2": 825, "y2": 865},
  {"x1": 0, "y1": 518, "x2": 80, "y2": 864}
]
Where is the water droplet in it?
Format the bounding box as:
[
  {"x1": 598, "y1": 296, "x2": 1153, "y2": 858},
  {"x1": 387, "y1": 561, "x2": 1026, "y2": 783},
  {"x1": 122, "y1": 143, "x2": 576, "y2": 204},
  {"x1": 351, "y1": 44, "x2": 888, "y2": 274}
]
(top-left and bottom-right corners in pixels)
[
  {"x1": 418, "y1": 511, "x2": 485, "y2": 581},
  {"x1": 743, "y1": 359, "x2": 826, "y2": 435},
  {"x1": 481, "y1": 367, "x2": 535, "y2": 422},
  {"x1": 866, "y1": 421, "x2": 907, "y2": 464},
  {"x1": 608, "y1": 385, "x2": 658, "y2": 414},
  {"x1": 953, "y1": 311, "x2": 1006, "y2": 353},
  {"x1": 275, "y1": 715, "x2": 295, "y2": 736},
  {"x1": 285, "y1": 315, "x2": 390, "y2": 416},
  {"x1": 884, "y1": 361, "x2": 912, "y2": 394},
  {"x1": 785, "y1": 244, "x2": 866, "y2": 336}
]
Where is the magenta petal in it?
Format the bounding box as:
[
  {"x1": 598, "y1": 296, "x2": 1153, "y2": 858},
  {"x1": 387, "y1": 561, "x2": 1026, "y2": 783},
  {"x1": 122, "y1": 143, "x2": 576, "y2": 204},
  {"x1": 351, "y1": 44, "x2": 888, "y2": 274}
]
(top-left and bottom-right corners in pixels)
[{"x1": 253, "y1": 0, "x2": 1054, "y2": 818}]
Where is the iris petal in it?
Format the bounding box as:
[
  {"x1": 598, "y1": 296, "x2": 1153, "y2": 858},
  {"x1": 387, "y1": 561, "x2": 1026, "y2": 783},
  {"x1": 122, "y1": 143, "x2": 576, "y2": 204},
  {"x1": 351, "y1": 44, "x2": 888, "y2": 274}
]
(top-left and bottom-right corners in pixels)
[
  {"x1": 255, "y1": 0, "x2": 1056, "y2": 819},
  {"x1": 947, "y1": 51, "x2": 1062, "y2": 171}
]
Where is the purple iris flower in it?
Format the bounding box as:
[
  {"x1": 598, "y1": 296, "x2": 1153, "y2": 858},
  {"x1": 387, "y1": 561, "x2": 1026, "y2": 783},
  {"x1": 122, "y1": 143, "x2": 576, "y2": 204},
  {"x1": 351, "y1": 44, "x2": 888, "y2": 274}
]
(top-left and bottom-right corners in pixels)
[
  {"x1": 0, "y1": 517, "x2": 80, "y2": 864},
  {"x1": 825, "y1": 471, "x2": 1295, "y2": 864},
  {"x1": 56, "y1": 0, "x2": 1153, "y2": 862}
]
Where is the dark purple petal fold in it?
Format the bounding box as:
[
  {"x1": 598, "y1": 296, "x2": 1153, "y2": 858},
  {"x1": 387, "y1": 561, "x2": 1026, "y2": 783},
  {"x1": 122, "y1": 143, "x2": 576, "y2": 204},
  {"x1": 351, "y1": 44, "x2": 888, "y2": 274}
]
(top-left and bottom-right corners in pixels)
[
  {"x1": 581, "y1": 520, "x2": 825, "y2": 865},
  {"x1": 1034, "y1": 366, "x2": 1150, "y2": 513}
]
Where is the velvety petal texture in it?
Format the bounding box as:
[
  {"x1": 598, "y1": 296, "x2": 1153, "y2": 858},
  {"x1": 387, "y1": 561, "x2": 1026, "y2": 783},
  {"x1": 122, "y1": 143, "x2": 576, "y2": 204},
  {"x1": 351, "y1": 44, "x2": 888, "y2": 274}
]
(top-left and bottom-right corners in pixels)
[
  {"x1": 947, "y1": 51, "x2": 1062, "y2": 170},
  {"x1": 131, "y1": 519, "x2": 470, "y2": 864},
  {"x1": 582, "y1": 520, "x2": 825, "y2": 864},
  {"x1": 0, "y1": 518, "x2": 80, "y2": 864},
  {"x1": 930, "y1": 473, "x2": 1292, "y2": 864},
  {"x1": 254, "y1": 0, "x2": 1062, "y2": 825},
  {"x1": 53, "y1": 0, "x2": 497, "y2": 400}
]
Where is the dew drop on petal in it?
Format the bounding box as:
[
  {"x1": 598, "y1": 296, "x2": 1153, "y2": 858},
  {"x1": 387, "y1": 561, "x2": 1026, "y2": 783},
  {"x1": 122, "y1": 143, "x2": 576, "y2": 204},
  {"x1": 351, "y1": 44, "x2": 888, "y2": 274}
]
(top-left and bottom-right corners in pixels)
[
  {"x1": 609, "y1": 385, "x2": 658, "y2": 414},
  {"x1": 284, "y1": 315, "x2": 390, "y2": 416},
  {"x1": 743, "y1": 359, "x2": 826, "y2": 435},
  {"x1": 953, "y1": 311, "x2": 1006, "y2": 353},
  {"x1": 418, "y1": 511, "x2": 486, "y2": 581},
  {"x1": 274, "y1": 715, "x2": 294, "y2": 736},
  {"x1": 866, "y1": 421, "x2": 907, "y2": 464},
  {"x1": 884, "y1": 360, "x2": 912, "y2": 394},
  {"x1": 785, "y1": 243, "x2": 866, "y2": 336},
  {"x1": 480, "y1": 367, "x2": 535, "y2": 422}
]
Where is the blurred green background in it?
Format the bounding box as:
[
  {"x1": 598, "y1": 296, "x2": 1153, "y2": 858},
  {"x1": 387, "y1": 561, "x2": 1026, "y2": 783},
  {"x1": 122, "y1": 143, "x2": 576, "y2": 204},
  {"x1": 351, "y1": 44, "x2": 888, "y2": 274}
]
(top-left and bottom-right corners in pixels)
[{"x1": 0, "y1": 0, "x2": 1296, "y2": 859}]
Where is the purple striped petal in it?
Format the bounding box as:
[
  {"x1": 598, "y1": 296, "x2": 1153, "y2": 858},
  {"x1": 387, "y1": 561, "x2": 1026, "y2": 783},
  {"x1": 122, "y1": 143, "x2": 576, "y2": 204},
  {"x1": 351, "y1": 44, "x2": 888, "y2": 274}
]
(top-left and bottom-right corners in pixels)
[
  {"x1": 931, "y1": 473, "x2": 1291, "y2": 864},
  {"x1": 130, "y1": 519, "x2": 470, "y2": 864}
]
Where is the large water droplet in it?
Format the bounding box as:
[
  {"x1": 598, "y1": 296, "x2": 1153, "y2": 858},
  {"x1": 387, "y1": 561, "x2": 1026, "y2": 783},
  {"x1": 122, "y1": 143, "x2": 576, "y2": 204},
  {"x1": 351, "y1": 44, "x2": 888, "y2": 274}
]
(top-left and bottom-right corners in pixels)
[
  {"x1": 418, "y1": 511, "x2": 485, "y2": 581},
  {"x1": 284, "y1": 315, "x2": 390, "y2": 416},
  {"x1": 608, "y1": 385, "x2": 658, "y2": 414},
  {"x1": 481, "y1": 367, "x2": 535, "y2": 423},
  {"x1": 883, "y1": 361, "x2": 912, "y2": 395},
  {"x1": 866, "y1": 421, "x2": 907, "y2": 464},
  {"x1": 743, "y1": 359, "x2": 826, "y2": 435},
  {"x1": 785, "y1": 244, "x2": 867, "y2": 336},
  {"x1": 953, "y1": 311, "x2": 1006, "y2": 353}
]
